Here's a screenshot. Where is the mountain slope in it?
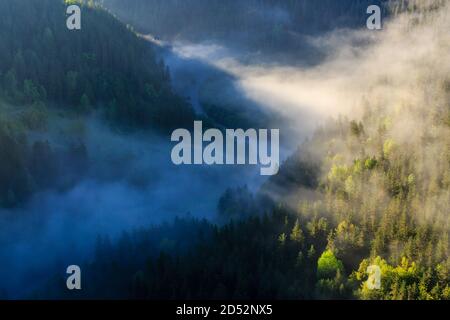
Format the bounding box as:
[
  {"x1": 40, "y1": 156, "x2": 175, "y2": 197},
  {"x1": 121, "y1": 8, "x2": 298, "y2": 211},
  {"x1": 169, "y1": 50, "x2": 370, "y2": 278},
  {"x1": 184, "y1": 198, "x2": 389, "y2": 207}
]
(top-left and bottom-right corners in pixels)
[{"x1": 0, "y1": 0, "x2": 195, "y2": 130}]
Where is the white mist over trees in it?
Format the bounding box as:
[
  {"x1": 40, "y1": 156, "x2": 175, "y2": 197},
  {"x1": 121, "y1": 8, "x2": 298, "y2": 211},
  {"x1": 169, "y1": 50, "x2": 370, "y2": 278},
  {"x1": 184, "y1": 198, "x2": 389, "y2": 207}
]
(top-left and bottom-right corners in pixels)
[{"x1": 0, "y1": 0, "x2": 448, "y2": 300}]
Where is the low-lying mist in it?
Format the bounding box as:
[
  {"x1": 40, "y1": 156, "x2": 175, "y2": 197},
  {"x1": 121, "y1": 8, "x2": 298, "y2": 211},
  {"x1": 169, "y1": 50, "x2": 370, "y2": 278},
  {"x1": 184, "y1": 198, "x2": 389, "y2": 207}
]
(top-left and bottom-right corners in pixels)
[
  {"x1": 0, "y1": 10, "x2": 375, "y2": 299},
  {"x1": 1, "y1": 0, "x2": 449, "y2": 299},
  {"x1": 0, "y1": 117, "x2": 266, "y2": 298}
]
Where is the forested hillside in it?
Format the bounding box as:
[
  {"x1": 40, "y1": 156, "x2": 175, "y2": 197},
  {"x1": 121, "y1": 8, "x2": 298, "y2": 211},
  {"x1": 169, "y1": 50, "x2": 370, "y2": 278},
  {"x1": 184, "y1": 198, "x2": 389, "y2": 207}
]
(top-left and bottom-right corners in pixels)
[
  {"x1": 0, "y1": 0, "x2": 447, "y2": 301},
  {"x1": 103, "y1": 0, "x2": 387, "y2": 38},
  {"x1": 103, "y1": 0, "x2": 388, "y2": 55},
  {"x1": 0, "y1": 0, "x2": 195, "y2": 129},
  {"x1": 40, "y1": 107, "x2": 449, "y2": 299},
  {"x1": 35, "y1": 0, "x2": 449, "y2": 300},
  {"x1": 0, "y1": 0, "x2": 198, "y2": 207}
]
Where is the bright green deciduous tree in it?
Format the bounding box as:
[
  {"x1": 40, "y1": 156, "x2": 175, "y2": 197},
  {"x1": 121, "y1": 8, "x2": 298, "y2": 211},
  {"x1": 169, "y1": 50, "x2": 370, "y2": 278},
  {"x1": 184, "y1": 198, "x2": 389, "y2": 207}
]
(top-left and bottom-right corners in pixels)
[{"x1": 317, "y1": 250, "x2": 344, "y2": 279}]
